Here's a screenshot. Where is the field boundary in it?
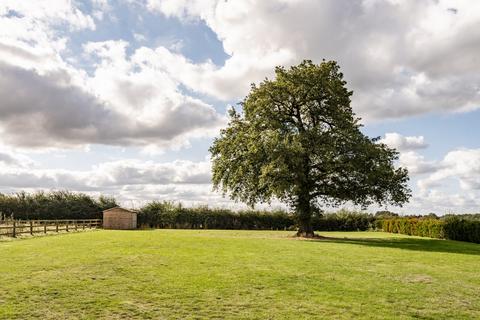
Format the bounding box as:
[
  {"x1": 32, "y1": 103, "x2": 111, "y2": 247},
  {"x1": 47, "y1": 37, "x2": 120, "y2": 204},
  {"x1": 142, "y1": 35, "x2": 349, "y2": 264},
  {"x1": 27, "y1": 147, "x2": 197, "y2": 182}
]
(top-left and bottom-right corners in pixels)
[{"x1": 0, "y1": 219, "x2": 102, "y2": 238}]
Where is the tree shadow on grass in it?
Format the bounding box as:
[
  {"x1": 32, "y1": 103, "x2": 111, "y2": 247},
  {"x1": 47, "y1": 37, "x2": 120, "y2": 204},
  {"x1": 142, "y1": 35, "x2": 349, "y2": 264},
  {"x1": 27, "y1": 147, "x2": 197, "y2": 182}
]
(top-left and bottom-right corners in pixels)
[{"x1": 308, "y1": 235, "x2": 480, "y2": 256}]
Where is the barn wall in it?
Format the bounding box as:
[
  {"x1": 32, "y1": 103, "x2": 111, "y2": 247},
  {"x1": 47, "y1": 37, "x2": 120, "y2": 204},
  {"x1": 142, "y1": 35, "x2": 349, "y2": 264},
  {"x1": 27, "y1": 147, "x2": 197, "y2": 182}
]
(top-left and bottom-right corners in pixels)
[{"x1": 103, "y1": 208, "x2": 137, "y2": 230}]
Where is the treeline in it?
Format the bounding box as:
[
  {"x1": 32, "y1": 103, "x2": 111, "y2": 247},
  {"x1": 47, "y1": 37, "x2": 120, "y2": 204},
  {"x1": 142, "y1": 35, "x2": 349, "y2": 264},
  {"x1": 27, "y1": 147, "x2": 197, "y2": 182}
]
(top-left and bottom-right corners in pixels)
[
  {"x1": 0, "y1": 191, "x2": 117, "y2": 220},
  {"x1": 382, "y1": 217, "x2": 480, "y2": 244}
]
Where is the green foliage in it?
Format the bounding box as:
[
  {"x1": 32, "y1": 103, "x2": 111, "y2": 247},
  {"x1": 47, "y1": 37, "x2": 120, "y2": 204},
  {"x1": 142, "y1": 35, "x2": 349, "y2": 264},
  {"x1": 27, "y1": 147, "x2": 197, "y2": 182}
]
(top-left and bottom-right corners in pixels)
[
  {"x1": 443, "y1": 213, "x2": 480, "y2": 221},
  {"x1": 382, "y1": 218, "x2": 445, "y2": 239},
  {"x1": 443, "y1": 216, "x2": 480, "y2": 244},
  {"x1": 0, "y1": 191, "x2": 117, "y2": 220},
  {"x1": 312, "y1": 210, "x2": 375, "y2": 231},
  {"x1": 138, "y1": 202, "x2": 374, "y2": 231},
  {"x1": 138, "y1": 201, "x2": 294, "y2": 230},
  {"x1": 210, "y1": 60, "x2": 410, "y2": 235},
  {"x1": 96, "y1": 195, "x2": 118, "y2": 211},
  {"x1": 382, "y1": 217, "x2": 480, "y2": 244}
]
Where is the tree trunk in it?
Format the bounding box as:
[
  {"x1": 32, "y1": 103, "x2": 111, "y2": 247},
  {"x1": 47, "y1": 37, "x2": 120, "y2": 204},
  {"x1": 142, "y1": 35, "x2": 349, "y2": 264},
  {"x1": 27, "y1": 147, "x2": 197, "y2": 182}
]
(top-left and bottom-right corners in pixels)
[
  {"x1": 297, "y1": 219, "x2": 315, "y2": 238},
  {"x1": 295, "y1": 193, "x2": 315, "y2": 238},
  {"x1": 295, "y1": 152, "x2": 315, "y2": 237}
]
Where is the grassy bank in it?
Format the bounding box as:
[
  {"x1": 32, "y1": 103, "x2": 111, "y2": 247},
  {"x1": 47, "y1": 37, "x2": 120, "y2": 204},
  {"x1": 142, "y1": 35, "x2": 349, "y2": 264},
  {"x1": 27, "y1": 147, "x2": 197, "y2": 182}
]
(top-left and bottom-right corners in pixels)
[{"x1": 1, "y1": 230, "x2": 479, "y2": 319}]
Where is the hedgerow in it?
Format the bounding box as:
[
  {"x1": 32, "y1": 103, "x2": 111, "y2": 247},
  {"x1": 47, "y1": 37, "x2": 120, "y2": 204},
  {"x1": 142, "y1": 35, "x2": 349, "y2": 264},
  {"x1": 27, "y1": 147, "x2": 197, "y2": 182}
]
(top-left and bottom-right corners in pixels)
[
  {"x1": 137, "y1": 202, "x2": 375, "y2": 231},
  {"x1": 311, "y1": 210, "x2": 375, "y2": 231},
  {"x1": 0, "y1": 191, "x2": 117, "y2": 220},
  {"x1": 137, "y1": 201, "x2": 294, "y2": 230},
  {"x1": 443, "y1": 216, "x2": 480, "y2": 244},
  {"x1": 382, "y1": 218, "x2": 445, "y2": 238},
  {"x1": 382, "y1": 217, "x2": 480, "y2": 244}
]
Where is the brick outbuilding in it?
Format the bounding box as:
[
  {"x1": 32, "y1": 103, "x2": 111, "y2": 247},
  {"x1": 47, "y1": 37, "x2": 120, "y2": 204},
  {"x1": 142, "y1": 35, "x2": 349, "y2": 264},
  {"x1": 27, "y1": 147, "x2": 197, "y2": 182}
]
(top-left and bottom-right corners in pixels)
[{"x1": 103, "y1": 207, "x2": 138, "y2": 230}]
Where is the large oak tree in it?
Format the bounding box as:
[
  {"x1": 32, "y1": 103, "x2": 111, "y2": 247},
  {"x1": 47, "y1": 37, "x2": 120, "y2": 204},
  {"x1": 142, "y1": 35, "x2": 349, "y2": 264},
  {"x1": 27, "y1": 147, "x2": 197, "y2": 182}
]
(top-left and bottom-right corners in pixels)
[{"x1": 210, "y1": 60, "x2": 410, "y2": 237}]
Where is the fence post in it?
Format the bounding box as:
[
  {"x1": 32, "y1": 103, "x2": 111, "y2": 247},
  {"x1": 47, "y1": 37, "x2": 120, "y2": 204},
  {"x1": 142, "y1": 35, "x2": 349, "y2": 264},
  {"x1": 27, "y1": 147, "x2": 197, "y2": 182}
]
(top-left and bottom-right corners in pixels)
[
  {"x1": 30, "y1": 220, "x2": 33, "y2": 235},
  {"x1": 44, "y1": 222, "x2": 47, "y2": 234},
  {"x1": 74, "y1": 221, "x2": 77, "y2": 231},
  {"x1": 66, "y1": 222, "x2": 69, "y2": 232},
  {"x1": 56, "y1": 220, "x2": 59, "y2": 233},
  {"x1": 12, "y1": 220, "x2": 16, "y2": 238}
]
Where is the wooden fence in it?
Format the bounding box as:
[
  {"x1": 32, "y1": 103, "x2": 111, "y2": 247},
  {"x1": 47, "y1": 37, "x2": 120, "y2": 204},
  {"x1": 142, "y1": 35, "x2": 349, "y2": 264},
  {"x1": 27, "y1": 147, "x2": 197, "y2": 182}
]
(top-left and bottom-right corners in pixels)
[{"x1": 0, "y1": 219, "x2": 102, "y2": 238}]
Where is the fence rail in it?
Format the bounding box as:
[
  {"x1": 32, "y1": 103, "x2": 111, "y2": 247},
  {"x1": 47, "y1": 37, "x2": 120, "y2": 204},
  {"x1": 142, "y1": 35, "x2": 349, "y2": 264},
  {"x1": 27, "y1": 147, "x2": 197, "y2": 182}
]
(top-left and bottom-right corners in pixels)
[{"x1": 0, "y1": 219, "x2": 102, "y2": 238}]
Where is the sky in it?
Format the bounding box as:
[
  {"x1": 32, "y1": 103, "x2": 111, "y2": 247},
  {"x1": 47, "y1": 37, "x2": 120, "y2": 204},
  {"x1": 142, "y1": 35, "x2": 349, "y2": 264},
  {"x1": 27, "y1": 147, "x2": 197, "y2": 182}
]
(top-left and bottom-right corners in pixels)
[{"x1": 0, "y1": 0, "x2": 479, "y2": 214}]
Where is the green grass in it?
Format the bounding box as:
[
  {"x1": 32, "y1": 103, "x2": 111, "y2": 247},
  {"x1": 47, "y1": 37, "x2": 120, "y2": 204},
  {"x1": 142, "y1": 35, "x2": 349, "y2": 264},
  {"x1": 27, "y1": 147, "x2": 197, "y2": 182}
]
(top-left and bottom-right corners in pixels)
[{"x1": 1, "y1": 230, "x2": 480, "y2": 319}]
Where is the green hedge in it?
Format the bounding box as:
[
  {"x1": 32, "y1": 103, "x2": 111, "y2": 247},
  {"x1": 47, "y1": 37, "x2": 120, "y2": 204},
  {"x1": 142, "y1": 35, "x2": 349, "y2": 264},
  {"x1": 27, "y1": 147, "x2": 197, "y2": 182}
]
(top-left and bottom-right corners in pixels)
[
  {"x1": 443, "y1": 217, "x2": 480, "y2": 244},
  {"x1": 311, "y1": 210, "x2": 375, "y2": 231},
  {"x1": 382, "y1": 218, "x2": 445, "y2": 238},
  {"x1": 0, "y1": 191, "x2": 117, "y2": 220},
  {"x1": 138, "y1": 202, "x2": 375, "y2": 231},
  {"x1": 138, "y1": 202, "x2": 294, "y2": 230},
  {"x1": 382, "y1": 217, "x2": 480, "y2": 244}
]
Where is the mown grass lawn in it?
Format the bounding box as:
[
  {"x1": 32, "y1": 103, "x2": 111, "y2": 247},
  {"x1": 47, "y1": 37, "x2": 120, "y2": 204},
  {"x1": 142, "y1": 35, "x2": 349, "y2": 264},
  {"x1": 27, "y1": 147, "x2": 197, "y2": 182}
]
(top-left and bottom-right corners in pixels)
[{"x1": 1, "y1": 230, "x2": 480, "y2": 319}]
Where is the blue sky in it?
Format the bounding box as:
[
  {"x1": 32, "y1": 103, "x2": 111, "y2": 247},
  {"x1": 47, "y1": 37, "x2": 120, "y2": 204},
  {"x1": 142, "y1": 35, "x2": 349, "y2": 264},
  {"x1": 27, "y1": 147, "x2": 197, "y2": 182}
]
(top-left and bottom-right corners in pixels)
[{"x1": 0, "y1": 0, "x2": 479, "y2": 213}]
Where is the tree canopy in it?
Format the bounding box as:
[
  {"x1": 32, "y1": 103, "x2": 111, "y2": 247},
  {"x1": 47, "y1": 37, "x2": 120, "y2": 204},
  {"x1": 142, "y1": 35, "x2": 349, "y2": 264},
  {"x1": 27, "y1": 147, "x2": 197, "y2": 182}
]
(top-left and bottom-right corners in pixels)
[{"x1": 210, "y1": 60, "x2": 410, "y2": 237}]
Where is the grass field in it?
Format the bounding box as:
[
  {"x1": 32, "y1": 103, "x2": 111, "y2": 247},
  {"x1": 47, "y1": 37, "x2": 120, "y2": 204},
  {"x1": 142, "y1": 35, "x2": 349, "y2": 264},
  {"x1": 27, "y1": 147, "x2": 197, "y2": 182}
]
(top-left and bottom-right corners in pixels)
[{"x1": 1, "y1": 230, "x2": 480, "y2": 319}]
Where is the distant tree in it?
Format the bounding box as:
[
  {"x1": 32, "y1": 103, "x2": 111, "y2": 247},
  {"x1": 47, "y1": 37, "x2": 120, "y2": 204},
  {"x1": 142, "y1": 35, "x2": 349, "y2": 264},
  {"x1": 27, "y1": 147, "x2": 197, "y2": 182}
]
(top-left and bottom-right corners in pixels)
[
  {"x1": 210, "y1": 60, "x2": 410, "y2": 237},
  {"x1": 375, "y1": 210, "x2": 399, "y2": 218},
  {"x1": 425, "y1": 212, "x2": 438, "y2": 219},
  {"x1": 96, "y1": 195, "x2": 118, "y2": 211}
]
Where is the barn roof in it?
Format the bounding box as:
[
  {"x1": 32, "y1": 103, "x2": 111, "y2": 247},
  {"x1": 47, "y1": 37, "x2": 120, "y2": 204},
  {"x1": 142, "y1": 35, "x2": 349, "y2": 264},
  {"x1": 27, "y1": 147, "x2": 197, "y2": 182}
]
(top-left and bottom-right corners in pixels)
[{"x1": 102, "y1": 206, "x2": 138, "y2": 213}]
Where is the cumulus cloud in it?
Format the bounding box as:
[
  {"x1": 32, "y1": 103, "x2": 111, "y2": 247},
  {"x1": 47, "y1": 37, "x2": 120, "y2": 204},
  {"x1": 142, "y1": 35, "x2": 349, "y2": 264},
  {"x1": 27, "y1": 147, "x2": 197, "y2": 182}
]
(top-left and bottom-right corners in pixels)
[
  {"x1": 377, "y1": 133, "x2": 434, "y2": 176},
  {"x1": 145, "y1": 0, "x2": 480, "y2": 121},
  {"x1": 0, "y1": 158, "x2": 212, "y2": 191},
  {"x1": 418, "y1": 149, "x2": 480, "y2": 192},
  {"x1": 2, "y1": 0, "x2": 479, "y2": 150},
  {"x1": 0, "y1": 59, "x2": 224, "y2": 149},
  {"x1": 0, "y1": 1, "x2": 225, "y2": 151},
  {"x1": 398, "y1": 151, "x2": 438, "y2": 176},
  {"x1": 380, "y1": 132, "x2": 428, "y2": 151},
  {"x1": 401, "y1": 191, "x2": 480, "y2": 214}
]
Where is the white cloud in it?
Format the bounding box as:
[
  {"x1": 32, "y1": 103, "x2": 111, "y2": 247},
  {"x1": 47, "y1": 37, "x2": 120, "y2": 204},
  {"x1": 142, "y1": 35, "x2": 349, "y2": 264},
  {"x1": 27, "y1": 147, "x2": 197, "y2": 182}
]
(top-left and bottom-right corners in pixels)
[
  {"x1": 0, "y1": 158, "x2": 211, "y2": 191},
  {"x1": 145, "y1": 0, "x2": 480, "y2": 121},
  {"x1": 418, "y1": 149, "x2": 480, "y2": 192},
  {"x1": 398, "y1": 151, "x2": 438, "y2": 176},
  {"x1": 401, "y1": 191, "x2": 480, "y2": 215},
  {"x1": 380, "y1": 132, "x2": 428, "y2": 151},
  {"x1": 0, "y1": 5, "x2": 226, "y2": 151},
  {"x1": 0, "y1": 147, "x2": 35, "y2": 169},
  {"x1": 378, "y1": 133, "x2": 434, "y2": 176}
]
